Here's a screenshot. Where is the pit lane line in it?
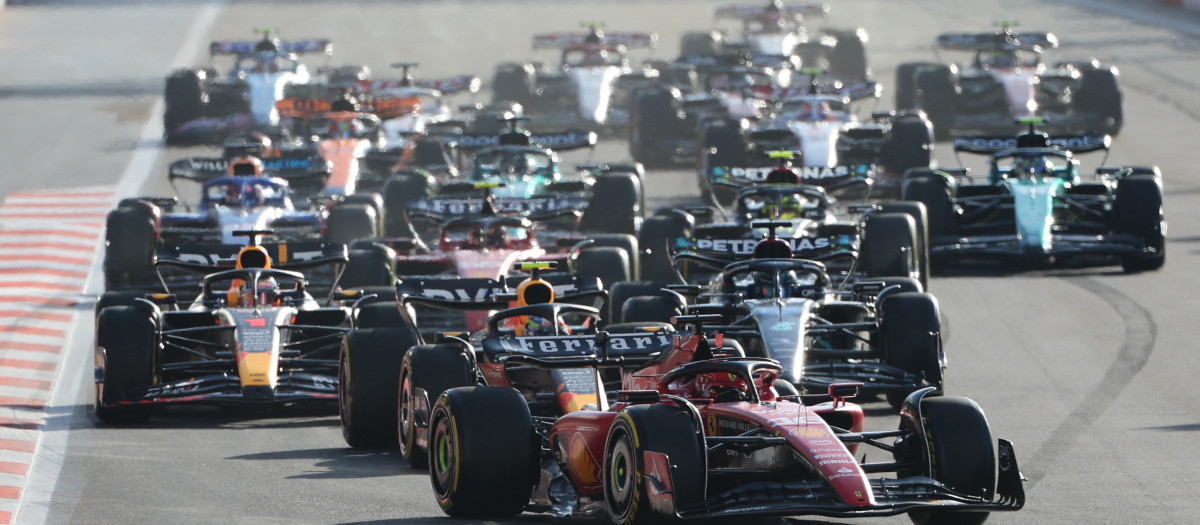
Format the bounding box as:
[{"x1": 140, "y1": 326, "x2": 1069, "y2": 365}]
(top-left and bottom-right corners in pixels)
[{"x1": 12, "y1": 3, "x2": 225, "y2": 524}]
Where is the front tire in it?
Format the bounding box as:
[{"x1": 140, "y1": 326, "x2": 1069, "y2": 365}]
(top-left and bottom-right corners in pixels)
[
  {"x1": 604, "y1": 404, "x2": 705, "y2": 524},
  {"x1": 881, "y1": 292, "x2": 943, "y2": 408},
  {"x1": 907, "y1": 397, "x2": 995, "y2": 525},
  {"x1": 399, "y1": 344, "x2": 474, "y2": 469},
  {"x1": 94, "y1": 306, "x2": 156, "y2": 423},
  {"x1": 338, "y1": 327, "x2": 418, "y2": 448}
]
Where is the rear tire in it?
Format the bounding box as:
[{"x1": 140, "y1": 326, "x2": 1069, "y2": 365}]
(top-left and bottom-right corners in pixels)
[
  {"x1": 877, "y1": 201, "x2": 930, "y2": 290},
  {"x1": 104, "y1": 207, "x2": 157, "y2": 290},
  {"x1": 326, "y1": 204, "x2": 378, "y2": 245},
  {"x1": 574, "y1": 246, "x2": 631, "y2": 291},
  {"x1": 637, "y1": 214, "x2": 691, "y2": 282},
  {"x1": 338, "y1": 326, "x2": 418, "y2": 448},
  {"x1": 163, "y1": 69, "x2": 205, "y2": 145},
  {"x1": 430, "y1": 386, "x2": 536, "y2": 518},
  {"x1": 881, "y1": 292, "x2": 943, "y2": 408},
  {"x1": 619, "y1": 295, "x2": 682, "y2": 325},
  {"x1": 580, "y1": 173, "x2": 642, "y2": 235},
  {"x1": 342, "y1": 246, "x2": 395, "y2": 289},
  {"x1": 1078, "y1": 67, "x2": 1123, "y2": 135},
  {"x1": 916, "y1": 66, "x2": 957, "y2": 141},
  {"x1": 399, "y1": 344, "x2": 474, "y2": 469},
  {"x1": 382, "y1": 172, "x2": 431, "y2": 238},
  {"x1": 862, "y1": 212, "x2": 918, "y2": 279}
]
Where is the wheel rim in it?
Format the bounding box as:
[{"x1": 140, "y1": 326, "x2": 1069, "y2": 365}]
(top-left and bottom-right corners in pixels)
[
  {"x1": 430, "y1": 412, "x2": 456, "y2": 499},
  {"x1": 338, "y1": 354, "x2": 351, "y2": 429},
  {"x1": 398, "y1": 368, "x2": 414, "y2": 456},
  {"x1": 606, "y1": 430, "x2": 636, "y2": 517}
]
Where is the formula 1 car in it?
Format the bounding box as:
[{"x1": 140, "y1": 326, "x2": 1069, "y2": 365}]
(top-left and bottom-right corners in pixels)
[
  {"x1": 163, "y1": 29, "x2": 333, "y2": 145},
  {"x1": 382, "y1": 119, "x2": 643, "y2": 241},
  {"x1": 695, "y1": 73, "x2": 933, "y2": 201},
  {"x1": 708, "y1": 1, "x2": 870, "y2": 82},
  {"x1": 336, "y1": 262, "x2": 611, "y2": 449},
  {"x1": 423, "y1": 314, "x2": 1024, "y2": 523},
  {"x1": 93, "y1": 240, "x2": 388, "y2": 422},
  {"x1": 902, "y1": 121, "x2": 1164, "y2": 272},
  {"x1": 490, "y1": 24, "x2": 659, "y2": 132},
  {"x1": 104, "y1": 170, "x2": 390, "y2": 291},
  {"x1": 896, "y1": 21, "x2": 1123, "y2": 139},
  {"x1": 627, "y1": 223, "x2": 936, "y2": 404}
]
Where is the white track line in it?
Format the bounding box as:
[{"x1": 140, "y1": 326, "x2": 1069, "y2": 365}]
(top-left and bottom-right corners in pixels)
[{"x1": 14, "y1": 2, "x2": 227, "y2": 524}]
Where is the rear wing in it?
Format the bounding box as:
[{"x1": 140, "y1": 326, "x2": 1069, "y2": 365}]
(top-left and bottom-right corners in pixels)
[
  {"x1": 532, "y1": 32, "x2": 658, "y2": 49},
  {"x1": 708, "y1": 163, "x2": 873, "y2": 188},
  {"x1": 715, "y1": 3, "x2": 829, "y2": 19},
  {"x1": 168, "y1": 154, "x2": 331, "y2": 182},
  {"x1": 398, "y1": 273, "x2": 605, "y2": 310},
  {"x1": 209, "y1": 39, "x2": 332, "y2": 56},
  {"x1": 406, "y1": 193, "x2": 586, "y2": 220},
  {"x1": 359, "y1": 75, "x2": 481, "y2": 95},
  {"x1": 934, "y1": 31, "x2": 1057, "y2": 51},
  {"x1": 674, "y1": 235, "x2": 844, "y2": 260},
  {"x1": 154, "y1": 242, "x2": 348, "y2": 274},
  {"x1": 775, "y1": 81, "x2": 881, "y2": 101},
  {"x1": 447, "y1": 129, "x2": 598, "y2": 151},
  {"x1": 479, "y1": 331, "x2": 673, "y2": 367},
  {"x1": 953, "y1": 134, "x2": 1110, "y2": 155}
]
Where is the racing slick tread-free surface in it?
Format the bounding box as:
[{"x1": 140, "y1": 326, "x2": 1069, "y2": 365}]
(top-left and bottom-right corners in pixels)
[
  {"x1": 339, "y1": 327, "x2": 414, "y2": 449},
  {"x1": 94, "y1": 305, "x2": 156, "y2": 423},
  {"x1": 398, "y1": 344, "x2": 473, "y2": 469},
  {"x1": 1115, "y1": 174, "x2": 1166, "y2": 273},
  {"x1": 881, "y1": 292, "x2": 943, "y2": 408},
  {"x1": 430, "y1": 386, "x2": 536, "y2": 518},
  {"x1": 862, "y1": 212, "x2": 919, "y2": 280},
  {"x1": 908, "y1": 396, "x2": 996, "y2": 525},
  {"x1": 605, "y1": 404, "x2": 705, "y2": 524}
]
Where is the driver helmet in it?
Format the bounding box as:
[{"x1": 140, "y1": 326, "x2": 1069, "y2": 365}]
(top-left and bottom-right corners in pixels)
[
  {"x1": 764, "y1": 195, "x2": 805, "y2": 220},
  {"x1": 242, "y1": 183, "x2": 264, "y2": 207},
  {"x1": 1013, "y1": 156, "x2": 1054, "y2": 177},
  {"x1": 224, "y1": 184, "x2": 243, "y2": 207},
  {"x1": 227, "y1": 155, "x2": 264, "y2": 177},
  {"x1": 990, "y1": 49, "x2": 1019, "y2": 68},
  {"x1": 518, "y1": 315, "x2": 557, "y2": 336},
  {"x1": 241, "y1": 277, "x2": 280, "y2": 307},
  {"x1": 695, "y1": 372, "x2": 749, "y2": 402}
]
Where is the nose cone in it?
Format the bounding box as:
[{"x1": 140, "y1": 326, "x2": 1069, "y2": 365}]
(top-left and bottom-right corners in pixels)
[{"x1": 241, "y1": 385, "x2": 275, "y2": 401}]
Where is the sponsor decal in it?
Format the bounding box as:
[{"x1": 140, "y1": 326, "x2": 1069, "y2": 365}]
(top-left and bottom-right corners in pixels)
[
  {"x1": 818, "y1": 458, "x2": 855, "y2": 466},
  {"x1": 792, "y1": 427, "x2": 828, "y2": 437},
  {"x1": 568, "y1": 432, "x2": 601, "y2": 489},
  {"x1": 706, "y1": 414, "x2": 718, "y2": 435},
  {"x1": 495, "y1": 333, "x2": 674, "y2": 355},
  {"x1": 694, "y1": 237, "x2": 830, "y2": 255},
  {"x1": 715, "y1": 165, "x2": 852, "y2": 182}
]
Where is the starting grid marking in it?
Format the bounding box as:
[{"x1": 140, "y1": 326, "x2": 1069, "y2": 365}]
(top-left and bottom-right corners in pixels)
[{"x1": 0, "y1": 186, "x2": 114, "y2": 524}]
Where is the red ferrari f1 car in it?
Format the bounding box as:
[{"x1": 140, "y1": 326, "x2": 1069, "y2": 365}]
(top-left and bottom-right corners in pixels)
[{"x1": 425, "y1": 314, "x2": 1024, "y2": 524}]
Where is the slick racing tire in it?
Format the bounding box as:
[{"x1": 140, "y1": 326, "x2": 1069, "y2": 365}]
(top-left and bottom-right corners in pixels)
[
  {"x1": 339, "y1": 327, "x2": 418, "y2": 449},
  {"x1": 326, "y1": 204, "x2": 378, "y2": 245},
  {"x1": 877, "y1": 201, "x2": 930, "y2": 290},
  {"x1": 1078, "y1": 67, "x2": 1124, "y2": 135},
  {"x1": 916, "y1": 66, "x2": 957, "y2": 141},
  {"x1": 702, "y1": 120, "x2": 747, "y2": 173},
  {"x1": 637, "y1": 213, "x2": 692, "y2": 283},
  {"x1": 492, "y1": 63, "x2": 537, "y2": 107},
  {"x1": 580, "y1": 173, "x2": 641, "y2": 236},
  {"x1": 862, "y1": 212, "x2": 919, "y2": 280},
  {"x1": 881, "y1": 292, "x2": 943, "y2": 408},
  {"x1": 829, "y1": 28, "x2": 870, "y2": 83},
  {"x1": 619, "y1": 295, "x2": 682, "y2": 325},
  {"x1": 631, "y1": 88, "x2": 684, "y2": 168},
  {"x1": 586, "y1": 233, "x2": 640, "y2": 282},
  {"x1": 605, "y1": 404, "x2": 704, "y2": 524},
  {"x1": 341, "y1": 245, "x2": 395, "y2": 289},
  {"x1": 430, "y1": 386, "x2": 536, "y2": 518},
  {"x1": 354, "y1": 302, "x2": 404, "y2": 330},
  {"x1": 104, "y1": 207, "x2": 157, "y2": 290},
  {"x1": 1115, "y1": 174, "x2": 1165, "y2": 272},
  {"x1": 94, "y1": 305, "x2": 155, "y2": 423},
  {"x1": 907, "y1": 397, "x2": 996, "y2": 525},
  {"x1": 607, "y1": 281, "x2": 671, "y2": 326},
  {"x1": 574, "y1": 246, "x2": 631, "y2": 292},
  {"x1": 399, "y1": 344, "x2": 474, "y2": 469},
  {"x1": 882, "y1": 115, "x2": 935, "y2": 179},
  {"x1": 163, "y1": 69, "x2": 205, "y2": 146},
  {"x1": 342, "y1": 193, "x2": 386, "y2": 235},
  {"x1": 894, "y1": 62, "x2": 935, "y2": 110},
  {"x1": 902, "y1": 173, "x2": 953, "y2": 273},
  {"x1": 382, "y1": 172, "x2": 431, "y2": 238}
]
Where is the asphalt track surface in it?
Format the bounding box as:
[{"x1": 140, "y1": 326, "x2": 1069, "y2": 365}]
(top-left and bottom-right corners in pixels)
[{"x1": 1, "y1": 0, "x2": 1199, "y2": 523}]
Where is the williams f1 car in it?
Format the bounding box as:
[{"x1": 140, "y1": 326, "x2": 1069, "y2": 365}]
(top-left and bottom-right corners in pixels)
[
  {"x1": 896, "y1": 21, "x2": 1123, "y2": 139},
  {"x1": 491, "y1": 24, "x2": 659, "y2": 132},
  {"x1": 163, "y1": 28, "x2": 333, "y2": 145}
]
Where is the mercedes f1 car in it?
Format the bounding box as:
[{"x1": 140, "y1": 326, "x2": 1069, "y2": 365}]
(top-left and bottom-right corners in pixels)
[
  {"x1": 93, "y1": 239, "x2": 389, "y2": 422},
  {"x1": 382, "y1": 119, "x2": 643, "y2": 241},
  {"x1": 490, "y1": 25, "x2": 659, "y2": 132},
  {"x1": 420, "y1": 314, "x2": 1023, "y2": 523},
  {"x1": 896, "y1": 21, "x2": 1123, "y2": 139},
  {"x1": 164, "y1": 29, "x2": 333, "y2": 145},
  {"x1": 902, "y1": 120, "x2": 1164, "y2": 272}
]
